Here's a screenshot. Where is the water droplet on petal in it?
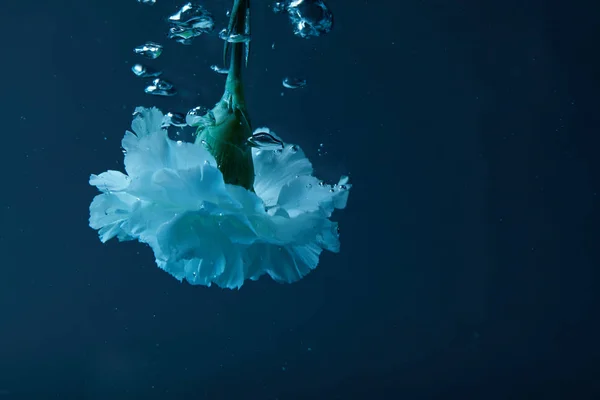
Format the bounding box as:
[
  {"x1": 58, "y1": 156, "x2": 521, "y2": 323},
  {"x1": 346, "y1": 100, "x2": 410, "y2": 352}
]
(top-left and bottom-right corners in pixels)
[
  {"x1": 133, "y1": 42, "x2": 163, "y2": 59},
  {"x1": 282, "y1": 77, "x2": 306, "y2": 89}
]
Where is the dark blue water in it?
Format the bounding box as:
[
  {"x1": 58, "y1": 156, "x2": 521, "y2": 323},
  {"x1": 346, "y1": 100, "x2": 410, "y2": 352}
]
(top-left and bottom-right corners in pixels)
[{"x1": 1, "y1": 0, "x2": 598, "y2": 398}]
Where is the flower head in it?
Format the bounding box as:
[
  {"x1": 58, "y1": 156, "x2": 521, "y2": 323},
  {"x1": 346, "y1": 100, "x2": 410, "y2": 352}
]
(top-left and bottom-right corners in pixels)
[{"x1": 89, "y1": 107, "x2": 350, "y2": 289}]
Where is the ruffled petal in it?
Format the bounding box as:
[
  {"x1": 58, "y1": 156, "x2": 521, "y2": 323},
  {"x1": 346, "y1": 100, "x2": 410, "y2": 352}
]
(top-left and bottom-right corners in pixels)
[
  {"x1": 123, "y1": 109, "x2": 218, "y2": 179},
  {"x1": 155, "y1": 212, "x2": 248, "y2": 289},
  {"x1": 130, "y1": 106, "x2": 164, "y2": 138},
  {"x1": 88, "y1": 192, "x2": 140, "y2": 243},
  {"x1": 253, "y1": 144, "x2": 351, "y2": 217},
  {"x1": 122, "y1": 129, "x2": 170, "y2": 179},
  {"x1": 89, "y1": 171, "x2": 130, "y2": 192},
  {"x1": 276, "y1": 175, "x2": 350, "y2": 218},
  {"x1": 252, "y1": 144, "x2": 313, "y2": 207},
  {"x1": 245, "y1": 242, "x2": 321, "y2": 284}
]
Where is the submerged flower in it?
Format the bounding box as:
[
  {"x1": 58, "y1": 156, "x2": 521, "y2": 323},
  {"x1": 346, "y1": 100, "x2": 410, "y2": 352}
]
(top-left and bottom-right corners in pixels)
[
  {"x1": 89, "y1": 107, "x2": 350, "y2": 289},
  {"x1": 89, "y1": 0, "x2": 350, "y2": 289}
]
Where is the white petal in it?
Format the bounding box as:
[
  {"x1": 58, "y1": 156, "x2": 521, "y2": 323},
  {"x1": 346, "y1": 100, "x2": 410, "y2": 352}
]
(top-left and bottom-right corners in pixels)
[
  {"x1": 333, "y1": 175, "x2": 351, "y2": 209},
  {"x1": 154, "y1": 212, "x2": 245, "y2": 288},
  {"x1": 130, "y1": 107, "x2": 164, "y2": 138},
  {"x1": 252, "y1": 144, "x2": 313, "y2": 207},
  {"x1": 166, "y1": 138, "x2": 216, "y2": 171},
  {"x1": 123, "y1": 124, "x2": 218, "y2": 182},
  {"x1": 89, "y1": 170, "x2": 130, "y2": 192},
  {"x1": 246, "y1": 242, "x2": 321, "y2": 284},
  {"x1": 277, "y1": 175, "x2": 351, "y2": 217},
  {"x1": 89, "y1": 192, "x2": 139, "y2": 242},
  {"x1": 122, "y1": 129, "x2": 174, "y2": 179}
]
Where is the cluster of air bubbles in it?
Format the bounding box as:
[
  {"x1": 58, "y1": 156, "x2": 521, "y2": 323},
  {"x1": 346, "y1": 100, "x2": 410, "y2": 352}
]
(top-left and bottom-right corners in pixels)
[
  {"x1": 271, "y1": 0, "x2": 335, "y2": 91},
  {"x1": 156, "y1": 105, "x2": 217, "y2": 143},
  {"x1": 131, "y1": 2, "x2": 217, "y2": 97},
  {"x1": 131, "y1": 58, "x2": 176, "y2": 97},
  {"x1": 168, "y1": 2, "x2": 215, "y2": 45},
  {"x1": 131, "y1": 40, "x2": 170, "y2": 95},
  {"x1": 317, "y1": 142, "x2": 327, "y2": 156},
  {"x1": 128, "y1": 1, "x2": 336, "y2": 156},
  {"x1": 306, "y1": 176, "x2": 348, "y2": 195},
  {"x1": 159, "y1": 108, "x2": 206, "y2": 141},
  {"x1": 272, "y1": 0, "x2": 333, "y2": 39}
]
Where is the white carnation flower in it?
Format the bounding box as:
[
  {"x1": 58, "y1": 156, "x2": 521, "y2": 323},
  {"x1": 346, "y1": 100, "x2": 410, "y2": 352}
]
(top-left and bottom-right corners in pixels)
[{"x1": 89, "y1": 107, "x2": 350, "y2": 289}]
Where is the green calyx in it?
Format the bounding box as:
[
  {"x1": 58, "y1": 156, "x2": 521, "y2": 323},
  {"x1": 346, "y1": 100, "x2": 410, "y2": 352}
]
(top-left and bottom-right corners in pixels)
[
  {"x1": 194, "y1": 0, "x2": 254, "y2": 191},
  {"x1": 195, "y1": 96, "x2": 254, "y2": 190}
]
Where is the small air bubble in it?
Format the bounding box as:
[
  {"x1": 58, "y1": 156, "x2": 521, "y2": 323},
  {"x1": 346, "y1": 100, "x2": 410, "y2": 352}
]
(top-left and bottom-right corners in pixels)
[{"x1": 133, "y1": 42, "x2": 163, "y2": 59}]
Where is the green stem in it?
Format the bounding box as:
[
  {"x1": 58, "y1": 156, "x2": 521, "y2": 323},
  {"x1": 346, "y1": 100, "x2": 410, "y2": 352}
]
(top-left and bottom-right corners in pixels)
[
  {"x1": 223, "y1": 0, "x2": 249, "y2": 108},
  {"x1": 195, "y1": 0, "x2": 255, "y2": 190}
]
